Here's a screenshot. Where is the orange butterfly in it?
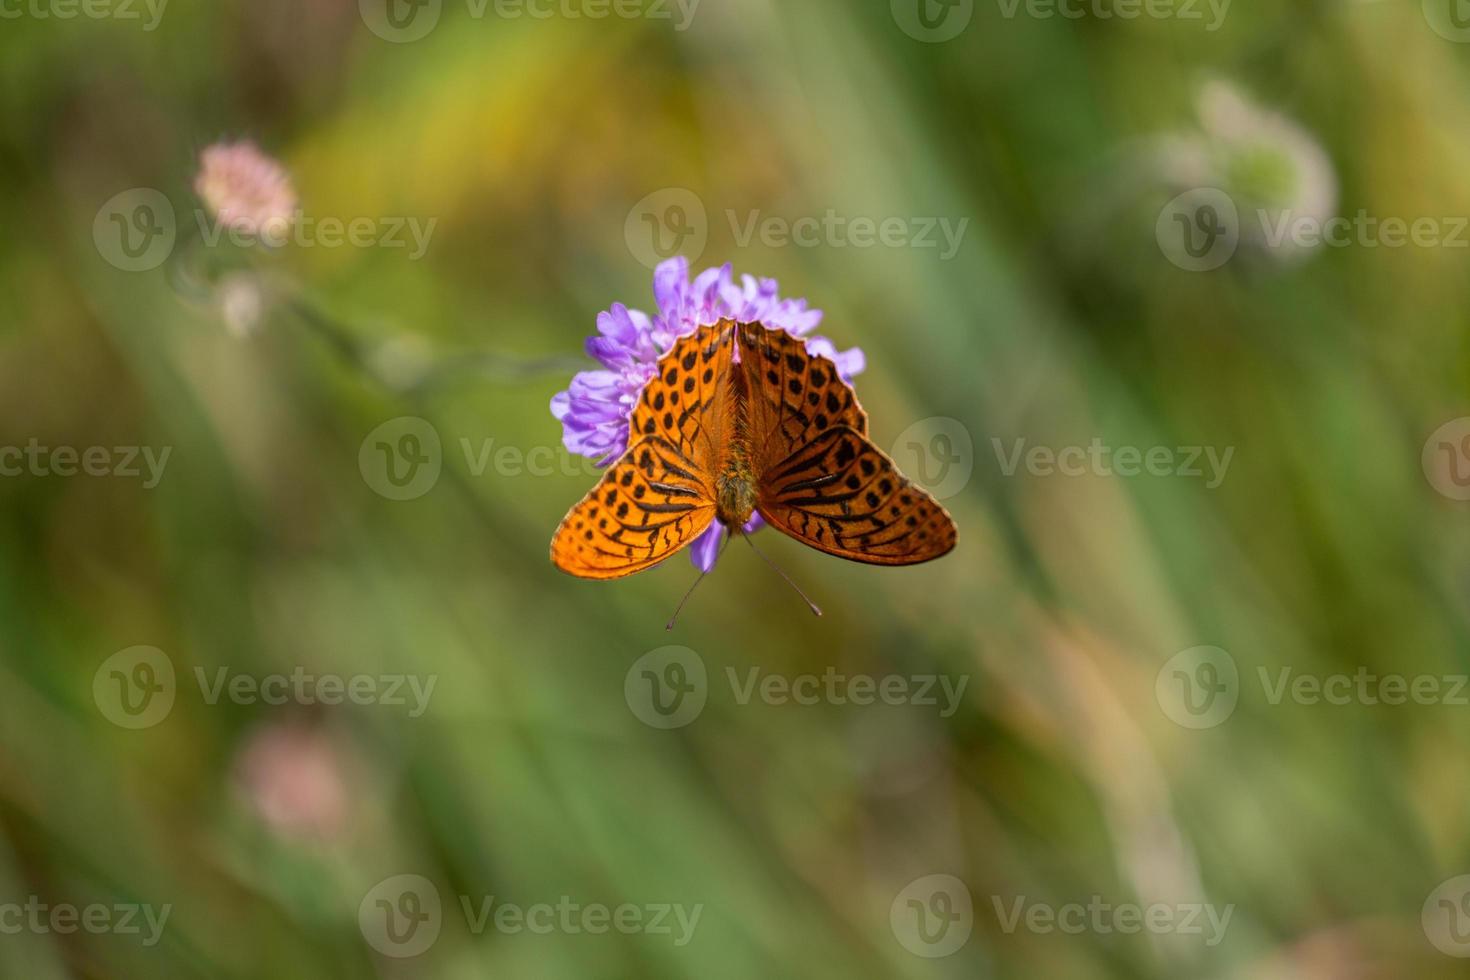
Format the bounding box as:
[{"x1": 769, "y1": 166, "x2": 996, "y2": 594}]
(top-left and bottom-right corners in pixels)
[{"x1": 550, "y1": 318, "x2": 957, "y2": 587}]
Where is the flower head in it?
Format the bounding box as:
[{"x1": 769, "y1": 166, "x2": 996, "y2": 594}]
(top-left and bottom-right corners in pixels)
[
  {"x1": 194, "y1": 140, "x2": 297, "y2": 244},
  {"x1": 1158, "y1": 81, "x2": 1337, "y2": 262},
  {"x1": 551, "y1": 258, "x2": 864, "y2": 571},
  {"x1": 233, "y1": 718, "x2": 357, "y2": 842}
]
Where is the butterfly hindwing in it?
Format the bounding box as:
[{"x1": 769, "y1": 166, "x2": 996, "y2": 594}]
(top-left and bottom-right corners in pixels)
[
  {"x1": 756, "y1": 426, "x2": 957, "y2": 565},
  {"x1": 550, "y1": 437, "x2": 716, "y2": 578}
]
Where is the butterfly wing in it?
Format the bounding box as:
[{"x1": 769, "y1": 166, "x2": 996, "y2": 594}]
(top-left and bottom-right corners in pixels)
[
  {"x1": 550, "y1": 437, "x2": 718, "y2": 578},
  {"x1": 756, "y1": 426, "x2": 957, "y2": 565},
  {"x1": 551, "y1": 323, "x2": 736, "y2": 579},
  {"x1": 737, "y1": 321, "x2": 868, "y2": 455},
  {"x1": 737, "y1": 324, "x2": 957, "y2": 566}
]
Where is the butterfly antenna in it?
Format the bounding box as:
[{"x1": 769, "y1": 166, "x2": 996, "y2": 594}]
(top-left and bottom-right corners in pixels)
[
  {"x1": 665, "y1": 531, "x2": 729, "y2": 631},
  {"x1": 743, "y1": 533, "x2": 823, "y2": 618}
]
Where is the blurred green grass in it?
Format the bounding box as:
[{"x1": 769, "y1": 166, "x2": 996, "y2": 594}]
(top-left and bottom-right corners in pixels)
[{"x1": 2, "y1": 1, "x2": 1470, "y2": 978}]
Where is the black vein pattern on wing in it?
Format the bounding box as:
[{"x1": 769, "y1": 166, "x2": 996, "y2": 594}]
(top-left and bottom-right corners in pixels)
[
  {"x1": 571, "y1": 436, "x2": 714, "y2": 563},
  {"x1": 763, "y1": 426, "x2": 940, "y2": 554},
  {"x1": 739, "y1": 323, "x2": 865, "y2": 473},
  {"x1": 639, "y1": 322, "x2": 735, "y2": 467}
]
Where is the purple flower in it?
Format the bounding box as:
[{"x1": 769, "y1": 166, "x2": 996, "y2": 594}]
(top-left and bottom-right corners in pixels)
[{"x1": 551, "y1": 258, "x2": 864, "y2": 572}]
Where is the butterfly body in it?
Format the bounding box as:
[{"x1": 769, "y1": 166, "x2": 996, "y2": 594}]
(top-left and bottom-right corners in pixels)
[
  {"x1": 713, "y1": 367, "x2": 760, "y2": 528},
  {"x1": 715, "y1": 469, "x2": 759, "y2": 530},
  {"x1": 551, "y1": 319, "x2": 957, "y2": 579}
]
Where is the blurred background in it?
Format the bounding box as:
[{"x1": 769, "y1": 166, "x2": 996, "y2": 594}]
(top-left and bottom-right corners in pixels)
[{"x1": 2, "y1": 0, "x2": 1470, "y2": 977}]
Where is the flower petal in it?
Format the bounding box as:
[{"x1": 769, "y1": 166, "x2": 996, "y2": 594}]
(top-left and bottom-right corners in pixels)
[
  {"x1": 653, "y1": 257, "x2": 689, "y2": 315},
  {"x1": 689, "y1": 523, "x2": 726, "y2": 572}
]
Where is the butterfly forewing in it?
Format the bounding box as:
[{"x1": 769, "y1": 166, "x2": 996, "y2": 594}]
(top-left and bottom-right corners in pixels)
[
  {"x1": 736, "y1": 323, "x2": 868, "y2": 457},
  {"x1": 739, "y1": 325, "x2": 957, "y2": 566},
  {"x1": 550, "y1": 326, "x2": 735, "y2": 578}
]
